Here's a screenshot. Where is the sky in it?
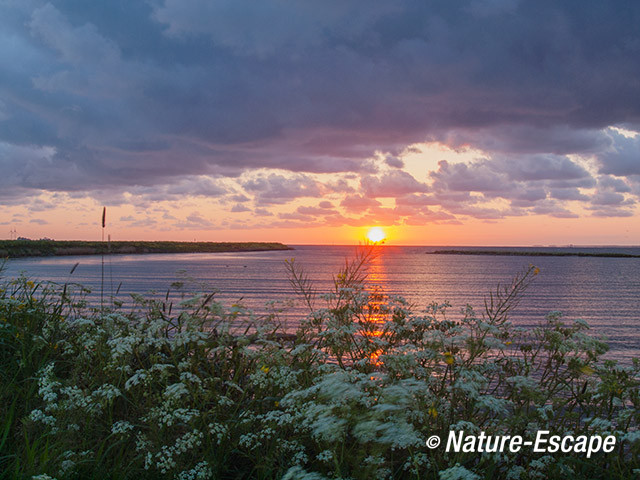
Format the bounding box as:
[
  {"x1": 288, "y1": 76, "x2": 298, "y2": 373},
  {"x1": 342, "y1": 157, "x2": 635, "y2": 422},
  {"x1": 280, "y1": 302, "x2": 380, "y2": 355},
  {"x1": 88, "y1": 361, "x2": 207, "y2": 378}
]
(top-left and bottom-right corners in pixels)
[{"x1": 1, "y1": 0, "x2": 639, "y2": 245}]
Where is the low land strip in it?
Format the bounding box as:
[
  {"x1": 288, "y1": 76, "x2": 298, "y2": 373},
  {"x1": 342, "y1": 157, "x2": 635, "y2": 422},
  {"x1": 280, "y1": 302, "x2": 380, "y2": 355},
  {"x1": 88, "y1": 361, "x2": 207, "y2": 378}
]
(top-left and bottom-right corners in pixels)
[{"x1": 0, "y1": 240, "x2": 292, "y2": 258}]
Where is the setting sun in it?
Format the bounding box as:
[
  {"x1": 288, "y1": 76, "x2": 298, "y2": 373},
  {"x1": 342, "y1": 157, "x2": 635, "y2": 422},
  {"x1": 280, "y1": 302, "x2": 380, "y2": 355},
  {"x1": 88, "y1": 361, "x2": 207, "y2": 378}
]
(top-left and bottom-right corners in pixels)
[{"x1": 366, "y1": 227, "x2": 386, "y2": 243}]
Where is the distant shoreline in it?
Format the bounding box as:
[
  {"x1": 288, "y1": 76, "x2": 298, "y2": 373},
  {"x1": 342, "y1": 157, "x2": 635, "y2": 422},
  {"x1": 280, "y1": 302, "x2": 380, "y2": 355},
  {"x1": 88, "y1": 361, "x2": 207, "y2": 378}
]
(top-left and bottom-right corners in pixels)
[
  {"x1": 428, "y1": 249, "x2": 640, "y2": 258},
  {"x1": 0, "y1": 240, "x2": 292, "y2": 258}
]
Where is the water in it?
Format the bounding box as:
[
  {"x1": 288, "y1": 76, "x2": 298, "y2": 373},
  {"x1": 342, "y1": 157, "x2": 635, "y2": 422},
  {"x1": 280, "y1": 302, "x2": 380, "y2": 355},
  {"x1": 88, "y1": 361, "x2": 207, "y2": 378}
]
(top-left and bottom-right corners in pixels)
[{"x1": 3, "y1": 245, "x2": 639, "y2": 362}]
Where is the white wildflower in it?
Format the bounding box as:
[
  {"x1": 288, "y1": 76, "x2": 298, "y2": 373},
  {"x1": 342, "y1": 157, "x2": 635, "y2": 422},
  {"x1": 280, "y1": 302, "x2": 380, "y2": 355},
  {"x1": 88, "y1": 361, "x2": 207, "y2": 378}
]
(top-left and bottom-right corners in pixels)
[
  {"x1": 164, "y1": 382, "x2": 189, "y2": 401},
  {"x1": 316, "y1": 450, "x2": 333, "y2": 463},
  {"x1": 125, "y1": 370, "x2": 148, "y2": 390},
  {"x1": 506, "y1": 466, "x2": 525, "y2": 479},
  {"x1": 60, "y1": 459, "x2": 75, "y2": 473},
  {"x1": 29, "y1": 409, "x2": 56, "y2": 427},
  {"x1": 174, "y1": 461, "x2": 212, "y2": 480},
  {"x1": 281, "y1": 466, "x2": 330, "y2": 480},
  {"x1": 208, "y1": 423, "x2": 228, "y2": 444},
  {"x1": 111, "y1": 420, "x2": 134, "y2": 435},
  {"x1": 179, "y1": 371, "x2": 202, "y2": 385},
  {"x1": 439, "y1": 464, "x2": 480, "y2": 480}
]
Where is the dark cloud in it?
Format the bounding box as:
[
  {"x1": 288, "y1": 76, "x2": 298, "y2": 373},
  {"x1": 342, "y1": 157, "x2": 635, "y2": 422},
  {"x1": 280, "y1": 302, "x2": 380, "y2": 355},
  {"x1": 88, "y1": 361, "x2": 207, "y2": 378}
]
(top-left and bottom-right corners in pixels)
[
  {"x1": 430, "y1": 154, "x2": 592, "y2": 199},
  {"x1": 0, "y1": 0, "x2": 639, "y2": 224},
  {"x1": 531, "y1": 201, "x2": 579, "y2": 219},
  {"x1": 590, "y1": 191, "x2": 628, "y2": 206},
  {"x1": 230, "y1": 204, "x2": 250, "y2": 213},
  {"x1": 228, "y1": 194, "x2": 250, "y2": 203},
  {"x1": 27, "y1": 198, "x2": 58, "y2": 212},
  {"x1": 430, "y1": 160, "x2": 506, "y2": 193},
  {"x1": 590, "y1": 207, "x2": 635, "y2": 218},
  {"x1": 414, "y1": 153, "x2": 632, "y2": 220},
  {"x1": 67, "y1": 176, "x2": 228, "y2": 208},
  {"x1": 509, "y1": 187, "x2": 548, "y2": 207},
  {"x1": 549, "y1": 188, "x2": 589, "y2": 201},
  {"x1": 243, "y1": 174, "x2": 323, "y2": 205},
  {"x1": 596, "y1": 132, "x2": 640, "y2": 176},
  {"x1": 496, "y1": 154, "x2": 591, "y2": 182},
  {"x1": 597, "y1": 175, "x2": 631, "y2": 193},
  {"x1": 164, "y1": 178, "x2": 227, "y2": 197},
  {"x1": 384, "y1": 155, "x2": 405, "y2": 169},
  {"x1": 361, "y1": 170, "x2": 428, "y2": 197},
  {"x1": 435, "y1": 125, "x2": 613, "y2": 156},
  {"x1": 254, "y1": 208, "x2": 273, "y2": 217},
  {"x1": 427, "y1": 154, "x2": 604, "y2": 214},
  {"x1": 546, "y1": 177, "x2": 596, "y2": 190}
]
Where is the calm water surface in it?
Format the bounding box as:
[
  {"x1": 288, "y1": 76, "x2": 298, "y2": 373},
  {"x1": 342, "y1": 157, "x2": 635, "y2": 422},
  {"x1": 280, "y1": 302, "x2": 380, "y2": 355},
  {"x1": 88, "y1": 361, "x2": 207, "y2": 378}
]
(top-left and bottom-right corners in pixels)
[{"x1": 4, "y1": 245, "x2": 640, "y2": 362}]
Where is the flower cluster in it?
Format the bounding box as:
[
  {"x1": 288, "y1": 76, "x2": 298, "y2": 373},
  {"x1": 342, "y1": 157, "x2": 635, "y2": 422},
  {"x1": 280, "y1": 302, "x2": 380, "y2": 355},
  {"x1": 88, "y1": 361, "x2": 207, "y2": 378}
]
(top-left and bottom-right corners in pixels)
[{"x1": 1, "y1": 254, "x2": 639, "y2": 479}]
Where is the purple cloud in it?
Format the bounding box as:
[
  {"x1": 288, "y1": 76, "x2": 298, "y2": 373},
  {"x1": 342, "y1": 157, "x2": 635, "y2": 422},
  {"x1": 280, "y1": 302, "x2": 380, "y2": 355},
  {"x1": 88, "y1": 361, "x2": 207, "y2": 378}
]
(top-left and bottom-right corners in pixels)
[
  {"x1": 361, "y1": 170, "x2": 428, "y2": 197},
  {"x1": 0, "y1": 0, "x2": 638, "y2": 225},
  {"x1": 243, "y1": 174, "x2": 323, "y2": 205}
]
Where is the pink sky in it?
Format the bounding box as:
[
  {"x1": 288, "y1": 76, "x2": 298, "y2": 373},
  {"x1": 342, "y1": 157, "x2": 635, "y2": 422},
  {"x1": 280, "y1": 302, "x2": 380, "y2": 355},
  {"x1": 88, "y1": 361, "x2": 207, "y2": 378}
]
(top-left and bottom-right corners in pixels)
[{"x1": 5, "y1": 141, "x2": 638, "y2": 246}]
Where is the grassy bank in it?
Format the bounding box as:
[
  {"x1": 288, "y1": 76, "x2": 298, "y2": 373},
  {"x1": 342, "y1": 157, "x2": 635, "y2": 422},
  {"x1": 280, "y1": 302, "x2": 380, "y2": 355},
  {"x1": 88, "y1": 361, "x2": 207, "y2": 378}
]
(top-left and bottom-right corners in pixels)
[
  {"x1": 0, "y1": 240, "x2": 292, "y2": 258},
  {"x1": 1, "y1": 250, "x2": 639, "y2": 479}
]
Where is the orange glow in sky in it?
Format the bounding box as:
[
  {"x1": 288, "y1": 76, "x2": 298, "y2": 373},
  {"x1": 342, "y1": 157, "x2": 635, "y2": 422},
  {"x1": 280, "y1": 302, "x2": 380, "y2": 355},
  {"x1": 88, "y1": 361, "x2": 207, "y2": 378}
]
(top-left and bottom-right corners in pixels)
[{"x1": 2, "y1": 141, "x2": 639, "y2": 246}]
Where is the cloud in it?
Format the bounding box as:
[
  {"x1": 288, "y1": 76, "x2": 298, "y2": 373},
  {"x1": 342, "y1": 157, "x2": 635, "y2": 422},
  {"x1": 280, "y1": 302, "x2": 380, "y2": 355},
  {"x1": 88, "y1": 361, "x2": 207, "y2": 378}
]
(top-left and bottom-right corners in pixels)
[
  {"x1": 597, "y1": 175, "x2": 631, "y2": 193},
  {"x1": 531, "y1": 200, "x2": 579, "y2": 218},
  {"x1": 153, "y1": 0, "x2": 398, "y2": 57},
  {"x1": 296, "y1": 205, "x2": 338, "y2": 216},
  {"x1": 254, "y1": 208, "x2": 273, "y2": 217},
  {"x1": 424, "y1": 153, "x2": 609, "y2": 217},
  {"x1": 230, "y1": 203, "x2": 250, "y2": 213},
  {"x1": 30, "y1": 3, "x2": 120, "y2": 65},
  {"x1": 174, "y1": 211, "x2": 215, "y2": 229},
  {"x1": 278, "y1": 211, "x2": 315, "y2": 222},
  {"x1": 596, "y1": 131, "x2": 640, "y2": 176},
  {"x1": 590, "y1": 207, "x2": 635, "y2": 218},
  {"x1": 383, "y1": 154, "x2": 404, "y2": 169},
  {"x1": 549, "y1": 188, "x2": 589, "y2": 201},
  {"x1": 243, "y1": 173, "x2": 323, "y2": 205},
  {"x1": 361, "y1": 170, "x2": 428, "y2": 197},
  {"x1": 29, "y1": 218, "x2": 49, "y2": 225},
  {"x1": 164, "y1": 177, "x2": 227, "y2": 197},
  {"x1": 590, "y1": 191, "x2": 628, "y2": 206},
  {"x1": 436, "y1": 125, "x2": 613, "y2": 156},
  {"x1": 0, "y1": 0, "x2": 639, "y2": 227},
  {"x1": 497, "y1": 155, "x2": 591, "y2": 182},
  {"x1": 340, "y1": 194, "x2": 381, "y2": 213},
  {"x1": 430, "y1": 160, "x2": 505, "y2": 194}
]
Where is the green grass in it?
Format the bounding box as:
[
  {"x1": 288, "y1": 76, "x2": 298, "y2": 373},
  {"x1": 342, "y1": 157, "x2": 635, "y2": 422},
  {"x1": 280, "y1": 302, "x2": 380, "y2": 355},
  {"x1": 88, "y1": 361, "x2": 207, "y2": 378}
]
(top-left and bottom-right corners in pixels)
[
  {"x1": 1, "y1": 250, "x2": 639, "y2": 479},
  {"x1": 0, "y1": 240, "x2": 292, "y2": 258}
]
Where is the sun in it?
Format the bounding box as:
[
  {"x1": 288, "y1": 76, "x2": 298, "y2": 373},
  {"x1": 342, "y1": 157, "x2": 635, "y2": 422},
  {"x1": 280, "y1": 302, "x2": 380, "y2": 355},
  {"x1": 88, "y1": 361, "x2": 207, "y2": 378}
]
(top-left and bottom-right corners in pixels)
[{"x1": 366, "y1": 227, "x2": 386, "y2": 243}]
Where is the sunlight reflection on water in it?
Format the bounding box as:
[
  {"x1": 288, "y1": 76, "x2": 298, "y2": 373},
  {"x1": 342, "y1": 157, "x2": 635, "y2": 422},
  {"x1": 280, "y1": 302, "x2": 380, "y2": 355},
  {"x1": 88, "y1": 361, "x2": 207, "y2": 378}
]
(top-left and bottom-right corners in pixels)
[{"x1": 4, "y1": 245, "x2": 640, "y2": 362}]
